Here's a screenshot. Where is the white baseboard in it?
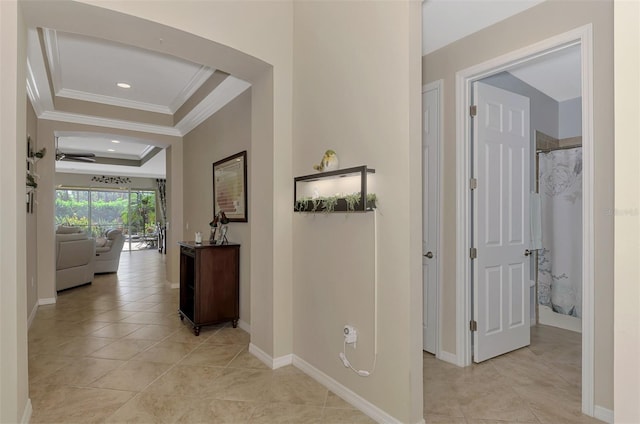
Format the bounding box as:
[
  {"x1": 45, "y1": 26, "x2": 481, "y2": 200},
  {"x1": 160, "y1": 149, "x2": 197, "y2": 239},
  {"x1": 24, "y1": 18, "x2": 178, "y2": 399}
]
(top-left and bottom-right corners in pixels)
[
  {"x1": 248, "y1": 343, "x2": 293, "y2": 370},
  {"x1": 237, "y1": 320, "x2": 250, "y2": 333},
  {"x1": 293, "y1": 355, "x2": 410, "y2": 424},
  {"x1": 594, "y1": 405, "x2": 613, "y2": 423},
  {"x1": 436, "y1": 350, "x2": 459, "y2": 366},
  {"x1": 27, "y1": 302, "x2": 38, "y2": 329},
  {"x1": 38, "y1": 297, "x2": 56, "y2": 306},
  {"x1": 539, "y1": 305, "x2": 581, "y2": 333},
  {"x1": 21, "y1": 398, "x2": 32, "y2": 424}
]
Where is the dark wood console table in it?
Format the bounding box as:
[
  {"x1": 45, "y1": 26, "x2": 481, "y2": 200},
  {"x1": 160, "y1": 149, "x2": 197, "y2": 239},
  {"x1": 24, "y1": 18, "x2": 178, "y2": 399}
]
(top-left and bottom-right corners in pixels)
[{"x1": 178, "y1": 241, "x2": 240, "y2": 336}]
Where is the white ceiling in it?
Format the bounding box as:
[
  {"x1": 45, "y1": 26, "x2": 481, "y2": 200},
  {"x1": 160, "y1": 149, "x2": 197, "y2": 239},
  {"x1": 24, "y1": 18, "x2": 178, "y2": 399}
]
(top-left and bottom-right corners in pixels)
[
  {"x1": 47, "y1": 30, "x2": 213, "y2": 114},
  {"x1": 422, "y1": 0, "x2": 581, "y2": 102},
  {"x1": 422, "y1": 0, "x2": 546, "y2": 56},
  {"x1": 508, "y1": 44, "x2": 581, "y2": 102},
  {"x1": 27, "y1": 28, "x2": 251, "y2": 179}
]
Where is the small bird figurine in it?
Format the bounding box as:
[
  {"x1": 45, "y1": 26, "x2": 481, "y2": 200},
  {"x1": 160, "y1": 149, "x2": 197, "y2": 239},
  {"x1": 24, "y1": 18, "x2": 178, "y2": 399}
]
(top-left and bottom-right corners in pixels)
[{"x1": 313, "y1": 150, "x2": 339, "y2": 172}]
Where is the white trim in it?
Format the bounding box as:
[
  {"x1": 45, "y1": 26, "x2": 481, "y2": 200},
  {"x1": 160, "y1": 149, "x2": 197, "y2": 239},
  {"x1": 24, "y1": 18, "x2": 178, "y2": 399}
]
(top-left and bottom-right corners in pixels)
[
  {"x1": 454, "y1": 24, "x2": 595, "y2": 415},
  {"x1": 293, "y1": 355, "x2": 420, "y2": 424},
  {"x1": 248, "y1": 342, "x2": 293, "y2": 370},
  {"x1": 168, "y1": 66, "x2": 215, "y2": 113},
  {"x1": 579, "y1": 26, "x2": 595, "y2": 417},
  {"x1": 42, "y1": 29, "x2": 63, "y2": 95},
  {"x1": 26, "y1": 59, "x2": 43, "y2": 116},
  {"x1": 38, "y1": 297, "x2": 56, "y2": 306},
  {"x1": 20, "y1": 399, "x2": 32, "y2": 424},
  {"x1": 175, "y1": 76, "x2": 251, "y2": 136},
  {"x1": 455, "y1": 68, "x2": 472, "y2": 368},
  {"x1": 57, "y1": 88, "x2": 173, "y2": 114},
  {"x1": 237, "y1": 319, "x2": 250, "y2": 334},
  {"x1": 27, "y1": 301, "x2": 38, "y2": 329},
  {"x1": 273, "y1": 353, "x2": 294, "y2": 369},
  {"x1": 38, "y1": 110, "x2": 182, "y2": 137},
  {"x1": 594, "y1": 405, "x2": 614, "y2": 424},
  {"x1": 538, "y1": 305, "x2": 581, "y2": 333},
  {"x1": 422, "y1": 80, "x2": 444, "y2": 360},
  {"x1": 436, "y1": 350, "x2": 458, "y2": 366}
]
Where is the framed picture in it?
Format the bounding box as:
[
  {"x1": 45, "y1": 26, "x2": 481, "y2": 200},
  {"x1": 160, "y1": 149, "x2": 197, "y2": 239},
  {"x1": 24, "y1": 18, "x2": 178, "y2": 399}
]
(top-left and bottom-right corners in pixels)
[{"x1": 213, "y1": 151, "x2": 247, "y2": 222}]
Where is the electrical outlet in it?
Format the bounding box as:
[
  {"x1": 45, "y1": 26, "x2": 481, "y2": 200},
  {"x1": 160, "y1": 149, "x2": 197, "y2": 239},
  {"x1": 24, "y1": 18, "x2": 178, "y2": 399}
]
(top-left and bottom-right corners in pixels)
[{"x1": 343, "y1": 325, "x2": 357, "y2": 344}]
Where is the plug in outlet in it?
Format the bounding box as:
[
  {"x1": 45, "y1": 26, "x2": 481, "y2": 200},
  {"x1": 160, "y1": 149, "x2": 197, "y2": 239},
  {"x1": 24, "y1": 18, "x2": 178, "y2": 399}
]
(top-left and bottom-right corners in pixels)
[{"x1": 343, "y1": 325, "x2": 357, "y2": 346}]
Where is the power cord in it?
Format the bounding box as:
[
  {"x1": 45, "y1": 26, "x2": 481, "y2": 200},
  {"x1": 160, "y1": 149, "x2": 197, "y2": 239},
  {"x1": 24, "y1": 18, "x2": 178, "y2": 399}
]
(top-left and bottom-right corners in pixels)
[{"x1": 337, "y1": 209, "x2": 379, "y2": 377}]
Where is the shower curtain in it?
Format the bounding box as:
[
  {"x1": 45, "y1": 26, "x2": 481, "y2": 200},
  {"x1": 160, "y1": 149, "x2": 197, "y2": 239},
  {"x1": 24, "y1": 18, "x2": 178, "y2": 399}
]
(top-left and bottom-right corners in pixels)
[{"x1": 537, "y1": 147, "x2": 582, "y2": 318}]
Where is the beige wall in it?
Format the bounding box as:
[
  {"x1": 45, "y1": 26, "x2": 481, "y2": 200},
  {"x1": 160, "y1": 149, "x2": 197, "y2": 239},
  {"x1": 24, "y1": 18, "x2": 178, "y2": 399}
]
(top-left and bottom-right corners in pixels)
[
  {"x1": 422, "y1": 0, "x2": 614, "y2": 409},
  {"x1": 183, "y1": 90, "x2": 252, "y2": 325},
  {"x1": 71, "y1": 0, "x2": 295, "y2": 358},
  {"x1": 0, "y1": 1, "x2": 30, "y2": 422},
  {"x1": 292, "y1": 2, "x2": 423, "y2": 422},
  {"x1": 614, "y1": 0, "x2": 640, "y2": 421},
  {"x1": 26, "y1": 99, "x2": 39, "y2": 321}
]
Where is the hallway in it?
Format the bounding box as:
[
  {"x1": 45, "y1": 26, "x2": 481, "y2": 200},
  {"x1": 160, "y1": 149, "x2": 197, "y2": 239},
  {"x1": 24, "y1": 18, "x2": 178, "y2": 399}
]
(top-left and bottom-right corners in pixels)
[
  {"x1": 28, "y1": 250, "x2": 373, "y2": 423},
  {"x1": 424, "y1": 325, "x2": 602, "y2": 423}
]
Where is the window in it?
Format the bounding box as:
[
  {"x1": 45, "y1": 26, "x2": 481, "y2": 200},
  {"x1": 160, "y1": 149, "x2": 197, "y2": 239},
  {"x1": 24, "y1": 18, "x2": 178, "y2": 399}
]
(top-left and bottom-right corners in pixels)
[{"x1": 55, "y1": 187, "x2": 157, "y2": 251}]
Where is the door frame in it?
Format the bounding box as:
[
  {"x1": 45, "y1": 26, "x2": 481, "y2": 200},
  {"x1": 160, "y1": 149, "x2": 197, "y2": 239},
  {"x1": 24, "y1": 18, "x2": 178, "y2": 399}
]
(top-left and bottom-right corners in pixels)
[
  {"x1": 422, "y1": 80, "x2": 444, "y2": 359},
  {"x1": 454, "y1": 25, "x2": 595, "y2": 415}
]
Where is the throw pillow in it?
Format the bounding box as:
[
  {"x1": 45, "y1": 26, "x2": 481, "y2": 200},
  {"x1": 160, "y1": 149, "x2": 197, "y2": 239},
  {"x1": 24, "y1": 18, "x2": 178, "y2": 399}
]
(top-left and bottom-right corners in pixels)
[{"x1": 56, "y1": 226, "x2": 82, "y2": 234}]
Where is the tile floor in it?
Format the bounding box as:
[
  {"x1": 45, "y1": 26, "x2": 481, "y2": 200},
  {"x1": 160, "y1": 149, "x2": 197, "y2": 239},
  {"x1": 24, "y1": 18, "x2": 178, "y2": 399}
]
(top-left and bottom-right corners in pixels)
[
  {"x1": 28, "y1": 250, "x2": 373, "y2": 423},
  {"x1": 29, "y1": 249, "x2": 602, "y2": 423},
  {"x1": 423, "y1": 325, "x2": 603, "y2": 423}
]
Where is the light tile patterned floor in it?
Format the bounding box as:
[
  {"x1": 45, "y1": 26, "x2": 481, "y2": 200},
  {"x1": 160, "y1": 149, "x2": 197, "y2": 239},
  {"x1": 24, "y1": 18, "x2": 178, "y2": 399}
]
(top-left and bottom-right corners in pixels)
[
  {"x1": 29, "y1": 249, "x2": 602, "y2": 423},
  {"x1": 424, "y1": 325, "x2": 603, "y2": 423},
  {"x1": 28, "y1": 250, "x2": 373, "y2": 423}
]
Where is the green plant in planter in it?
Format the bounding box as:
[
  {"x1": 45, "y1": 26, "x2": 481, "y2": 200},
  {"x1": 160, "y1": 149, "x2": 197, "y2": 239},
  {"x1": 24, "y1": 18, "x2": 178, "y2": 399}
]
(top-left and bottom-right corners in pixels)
[
  {"x1": 366, "y1": 193, "x2": 378, "y2": 208},
  {"x1": 295, "y1": 197, "x2": 310, "y2": 212},
  {"x1": 322, "y1": 196, "x2": 338, "y2": 213},
  {"x1": 311, "y1": 198, "x2": 322, "y2": 212},
  {"x1": 344, "y1": 193, "x2": 361, "y2": 211}
]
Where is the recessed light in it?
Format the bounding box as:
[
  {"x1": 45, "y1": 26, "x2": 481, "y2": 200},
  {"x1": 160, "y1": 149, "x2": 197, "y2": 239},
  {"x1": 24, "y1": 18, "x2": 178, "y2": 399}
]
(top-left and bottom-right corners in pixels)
[
  {"x1": 116, "y1": 82, "x2": 131, "y2": 89},
  {"x1": 111, "y1": 140, "x2": 120, "y2": 144},
  {"x1": 107, "y1": 149, "x2": 115, "y2": 152}
]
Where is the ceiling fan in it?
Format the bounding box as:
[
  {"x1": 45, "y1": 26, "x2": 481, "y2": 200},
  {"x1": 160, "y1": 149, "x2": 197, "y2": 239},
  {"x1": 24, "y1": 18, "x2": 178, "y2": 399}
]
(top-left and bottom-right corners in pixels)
[{"x1": 55, "y1": 136, "x2": 96, "y2": 162}]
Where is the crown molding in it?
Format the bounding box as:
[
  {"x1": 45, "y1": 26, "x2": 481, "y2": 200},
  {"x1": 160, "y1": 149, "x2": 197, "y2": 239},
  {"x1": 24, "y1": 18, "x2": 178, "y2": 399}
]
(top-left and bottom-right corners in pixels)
[
  {"x1": 42, "y1": 28, "x2": 63, "y2": 94},
  {"x1": 56, "y1": 88, "x2": 173, "y2": 114},
  {"x1": 168, "y1": 66, "x2": 215, "y2": 113},
  {"x1": 39, "y1": 110, "x2": 182, "y2": 137},
  {"x1": 26, "y1": 59, "x2": 44, "y2": 116},
  {"x1": 176, "y1": 76, "x2": 251, "y2": 135}
]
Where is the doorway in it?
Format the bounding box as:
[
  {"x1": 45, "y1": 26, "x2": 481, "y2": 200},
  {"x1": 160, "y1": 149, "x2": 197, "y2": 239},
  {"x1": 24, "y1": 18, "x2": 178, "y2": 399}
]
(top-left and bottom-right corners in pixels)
[{"x1": 455, "y1": 26, "x2": 594, "y2": 415}]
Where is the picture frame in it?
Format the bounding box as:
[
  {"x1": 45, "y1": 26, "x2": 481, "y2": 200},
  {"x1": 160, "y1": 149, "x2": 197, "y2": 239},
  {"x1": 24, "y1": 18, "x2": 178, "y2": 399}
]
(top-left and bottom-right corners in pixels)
[{"x1": 213, "y1": 151, "x2": 247, "y2": 222}]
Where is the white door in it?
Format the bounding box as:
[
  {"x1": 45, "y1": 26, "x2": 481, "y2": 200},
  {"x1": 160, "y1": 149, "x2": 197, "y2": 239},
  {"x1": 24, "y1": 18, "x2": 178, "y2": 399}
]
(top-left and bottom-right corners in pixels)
[
  {"x1": 423, "y1": 84, "x2": 440, "y2": 353},
  {"x1": 473, "y1": 82, "x2": 531, "y2": 362}
]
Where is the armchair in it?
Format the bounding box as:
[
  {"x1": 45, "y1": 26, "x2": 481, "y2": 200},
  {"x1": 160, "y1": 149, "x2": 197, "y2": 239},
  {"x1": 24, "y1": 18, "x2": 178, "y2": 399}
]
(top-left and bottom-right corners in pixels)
[
  {"x1": 56, "y1": 231, "x2": 96, "y2": 291},
  {"x1": 95, "y1": 229, "x2": 125, "y2": 273}
]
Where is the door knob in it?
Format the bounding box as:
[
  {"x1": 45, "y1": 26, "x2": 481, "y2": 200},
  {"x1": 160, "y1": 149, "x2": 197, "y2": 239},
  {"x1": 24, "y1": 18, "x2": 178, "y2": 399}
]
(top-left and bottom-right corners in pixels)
[
  {"x1": 524, "y1": 249, "x2": 532, "y2": 257},
  {"x1": 424, "y1": 251, "x2": 434, "y2": 259}
]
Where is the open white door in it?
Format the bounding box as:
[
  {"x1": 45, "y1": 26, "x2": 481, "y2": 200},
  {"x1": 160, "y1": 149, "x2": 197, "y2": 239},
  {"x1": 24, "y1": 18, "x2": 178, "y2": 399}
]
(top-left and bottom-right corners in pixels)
[
  {"x1": 473, "y1": 82, "x2": 530, "y2": 363},
  {"x1": 422, "y1": 84, "x2": 440, "y2": 353}
]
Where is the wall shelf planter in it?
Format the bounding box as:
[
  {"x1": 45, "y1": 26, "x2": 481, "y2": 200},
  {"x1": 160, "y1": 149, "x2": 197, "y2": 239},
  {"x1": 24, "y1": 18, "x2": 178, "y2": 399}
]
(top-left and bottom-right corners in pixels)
[{"x1": 294, "y1": 165, "x2": 376, "y2": 212}]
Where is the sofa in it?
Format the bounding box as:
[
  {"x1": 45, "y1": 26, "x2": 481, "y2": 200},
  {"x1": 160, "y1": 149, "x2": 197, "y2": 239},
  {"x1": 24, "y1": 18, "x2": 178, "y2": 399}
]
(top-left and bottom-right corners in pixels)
[
  {"x1": 55, "y1": 227, "x2": 96, "y2": 291},
  {"x1": 95, "y1": 229, "x2": 125, "y2": 274}
]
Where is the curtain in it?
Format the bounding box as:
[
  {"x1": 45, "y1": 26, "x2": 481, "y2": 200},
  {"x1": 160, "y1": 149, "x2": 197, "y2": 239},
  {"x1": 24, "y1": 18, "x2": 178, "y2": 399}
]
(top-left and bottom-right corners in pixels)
[
  {"x1": 156, "y1": 178, "x2": 167, "y2": 224},
  {"x1": 537, "y1": 147, "x2": 582, "y2": 317}
]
